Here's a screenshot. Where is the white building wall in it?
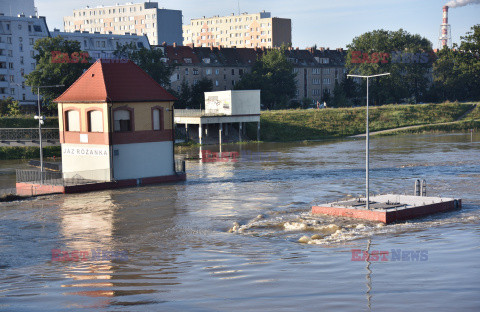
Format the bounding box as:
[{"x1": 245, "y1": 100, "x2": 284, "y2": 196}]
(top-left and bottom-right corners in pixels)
[
  {"x1": 205, "y1": 90, "x2": 260, "y2": 115},
  {"x1": 112, "y1": 141, "x2": 174, "y2": 180},
  {"x1": 61, "y1": 143, "x2": 111, "y2": 181}
]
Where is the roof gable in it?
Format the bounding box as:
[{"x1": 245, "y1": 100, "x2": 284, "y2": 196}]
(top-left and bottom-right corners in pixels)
[{"x1": 55, "y1": 60, "x2": 176, "y2": 103}]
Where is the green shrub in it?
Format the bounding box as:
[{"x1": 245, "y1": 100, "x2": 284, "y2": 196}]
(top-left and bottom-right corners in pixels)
[{"x1": 0, "y1": 146, "x2": 61, "y2": 160}]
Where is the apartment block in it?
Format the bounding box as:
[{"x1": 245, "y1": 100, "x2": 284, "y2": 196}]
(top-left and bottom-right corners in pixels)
[
  {"x1": 183, "y1": 11, "x2": 291, "y2": 48},
  {"x1": 160, "y1": 45, "x2": 345, "y2": 103},
  {"x1": 63, "y1": 2, "x2": 182, "y2": 46},
  {"x1": 50, "y1": 29, "x2": 150, "y2": 60},
  {"x1": 0, "y1": 14, "x2": 49, "y2": 105}
]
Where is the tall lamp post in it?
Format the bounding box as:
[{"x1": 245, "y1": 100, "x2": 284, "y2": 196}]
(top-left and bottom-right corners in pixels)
[
  {"x1": 30, "y1": 84, "x2": 64, "y2": 183},
  {"x1": 346, "y1": 73, "x2": 390, "y2": 210}
]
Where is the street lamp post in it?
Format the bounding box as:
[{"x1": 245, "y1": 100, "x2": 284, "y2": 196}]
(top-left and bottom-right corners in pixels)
[
  {"x1": 346, "y1": 73, "x2": 390, "y2": 210},
  {"x1": 30, "y1": 84, "x2": 64, "y2": 183}
]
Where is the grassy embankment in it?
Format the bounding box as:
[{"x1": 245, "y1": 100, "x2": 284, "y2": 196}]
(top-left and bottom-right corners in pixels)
[
  {"x1": 0, "y1": 116, "x2": 61, "y2": 160},
  {"x1": 251, "y1": 103, "x2": 479, "y2": 142}
]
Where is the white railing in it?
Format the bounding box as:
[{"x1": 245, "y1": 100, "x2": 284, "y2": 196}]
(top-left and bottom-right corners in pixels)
[{"x1": 174, "y1": 109, "x2": 226, "y2": 117}]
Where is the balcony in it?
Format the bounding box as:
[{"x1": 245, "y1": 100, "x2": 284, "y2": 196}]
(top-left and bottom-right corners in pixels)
[
  {"x1": 0, "y1": 80, "x2": 9, "y2": 88},
  {"x1": 0, "y1": 55, "x2": 7, "y2": 62}
]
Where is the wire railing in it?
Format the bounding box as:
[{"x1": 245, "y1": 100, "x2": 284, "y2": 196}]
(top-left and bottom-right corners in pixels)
[{"x1": 0, "y1": 128, "x2": 59, "y2": 141}]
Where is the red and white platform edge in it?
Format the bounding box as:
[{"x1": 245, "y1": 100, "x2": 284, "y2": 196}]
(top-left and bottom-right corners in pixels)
[
  {"x1": 312, "y1": 194, "x2": 461, "y2": 224},
  {"x1": 16, "y1": 173, "x2": 186, "y2": 197}
]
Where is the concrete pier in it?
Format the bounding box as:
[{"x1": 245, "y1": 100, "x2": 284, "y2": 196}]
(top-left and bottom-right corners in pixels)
[{"x1": 312, "y1": 194, "x2": 461, "y2": 224}]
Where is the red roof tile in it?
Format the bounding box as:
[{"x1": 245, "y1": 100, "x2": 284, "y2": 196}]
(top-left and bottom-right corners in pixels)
[{"x1": 55, "y1": 60, "x2": 176, "y2": 103}]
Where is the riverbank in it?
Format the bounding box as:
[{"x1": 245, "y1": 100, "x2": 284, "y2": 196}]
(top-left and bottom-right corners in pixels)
[{"x1": 254, "y1": 102, "x2": 479, "y2": 142}]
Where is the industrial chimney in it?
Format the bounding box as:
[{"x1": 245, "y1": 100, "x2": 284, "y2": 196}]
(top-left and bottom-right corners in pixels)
[{"x1": 439, "y1": 5, "x2": 452, "y2": 48}]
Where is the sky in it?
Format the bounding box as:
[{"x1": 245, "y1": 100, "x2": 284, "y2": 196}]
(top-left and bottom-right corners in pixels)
[{"x1": 36, "y1": 0, "x2": 480, "y2": 49}]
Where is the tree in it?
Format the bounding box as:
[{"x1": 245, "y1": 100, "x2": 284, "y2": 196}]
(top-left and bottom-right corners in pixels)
[
  {"x1": 345, "y1": 29, "x2": 434, "y2": 105},
  {"x1": 24, "y1": 36, "x2": 92, "y2": 113},
  {"x1": 433, "y1": 24, "x2": 480, "y2": 101},
  {"x1": 0, "y1": 97, "x2": 21, "y2": 116},
  {"x1": 322, "y1": 90, "x2": 331, "y2": 106},
  {"x1": 190, "y1": 78, "x2": 213, "y2": 109},
  {"x1": 235, "y1": 47, "x2": 297, "y2": 109},
  {"x1": 114, "y1": 43, "x2": 175, "y2": 88},
  {"x1": 170, "y1": 78, "x2": 191, "y2": 109},
  {"x1": 333, "y1": 75, "x2": 360, "y2": 107}
]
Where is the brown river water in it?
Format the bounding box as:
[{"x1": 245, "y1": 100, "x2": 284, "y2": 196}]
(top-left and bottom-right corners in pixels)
[{"x1": 0, "y1": 133, "x2": 479, "y2": 311}]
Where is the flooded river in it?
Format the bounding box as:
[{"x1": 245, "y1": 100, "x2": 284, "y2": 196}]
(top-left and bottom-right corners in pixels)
[{"x1": 0, "y1": 133, "x2": 479, "y2": 311}]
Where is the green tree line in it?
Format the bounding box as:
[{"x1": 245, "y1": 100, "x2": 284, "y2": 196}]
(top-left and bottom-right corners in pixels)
[{"x1": 23, "y1": 26, "x2": 480, "y2": 112}]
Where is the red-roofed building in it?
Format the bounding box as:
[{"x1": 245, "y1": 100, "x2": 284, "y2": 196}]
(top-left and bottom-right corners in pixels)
[{"x1": 53, "y1": 59, "x2": 185, "y2": 188}]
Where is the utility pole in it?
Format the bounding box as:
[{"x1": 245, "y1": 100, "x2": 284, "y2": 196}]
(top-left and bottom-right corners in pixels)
[
  {"x1": 30, "y1": 84, "x2": 64, "y2": 183},
  {"x1": 346, "y1": 73, "x2": 390, "y2": 210}
]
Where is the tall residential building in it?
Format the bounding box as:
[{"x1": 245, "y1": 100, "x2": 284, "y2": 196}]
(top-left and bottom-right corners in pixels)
[
  {"x1": 63, "y1": 2, "x2": 182, "y2": 46},
  {"x1": 0, "y1": 0, "x2": 36, "y2": 17},
  {"x1": 183, "y1": 11, "x2": 291, "y2": 48},
  {"x1": 0, "y1": 14, "x2": 49, "y2": 105}
]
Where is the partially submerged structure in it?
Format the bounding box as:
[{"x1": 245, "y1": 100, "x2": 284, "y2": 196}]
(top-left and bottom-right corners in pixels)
[
  {"x1": 16, "y1": 59, "x2": 186, "y2": 196},
  {"x1": 312, "y1": 194, "x2": 461, "y2": 224}
]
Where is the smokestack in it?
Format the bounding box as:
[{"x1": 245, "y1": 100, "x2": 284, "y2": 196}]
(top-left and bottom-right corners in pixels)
[
  {"x1": 443, "y1": 5, "x2": 448, "y2": 24},
  {"x1": 439, "y1": 5, "x2": 452, "y2": 48}
]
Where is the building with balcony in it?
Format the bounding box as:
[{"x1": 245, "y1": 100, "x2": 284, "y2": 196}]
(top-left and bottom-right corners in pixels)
[
  {"x1": 183, "y1": 11, "x2": 291, "y2": 49},
  {"x1": 63, "y1": 2, "x2": 182, "y2": 46},
  {"x1": 0, "y1": 13, "x2": 49, "y2": 105}
]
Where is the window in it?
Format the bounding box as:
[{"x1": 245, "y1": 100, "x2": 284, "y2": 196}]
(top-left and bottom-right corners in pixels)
[
  {"x1": 313, "y1": 78, "x2": 320, "y2": 85},
  {"x1": 206, "y1": 69, "x2": 212, "y2": 75},
  {"x1": 65, "y1": 110, "x2": 80, "y2": 132},
  {"x1": 193, "y1": 69, "x2": 199, "y2": 75},
  {"x1": 114, "y1": 109, "x2": 132, "y2": 132},
  {"x1": 215, "y1": 69, "x2": 219, "y2": 75},
  {"x1": 231, "y1": 69, "x2": 235, "y2": 75},
  {"x1": 29, "y1": 38, "x2": 34, "y2": 45},
  {"x1": 185, "y1": 68, "x2": 189, "y2": 75},
  {"x1": 323, "y1": 78, "x2": 331, "y2": 85},
  {"x1": 88, "y1": 110, "x2": 103, "y2": 132},
  {"x1": 152, "y1": 108, "x2": 162, "y2": 130},
  {"x1": 312, "y1": 68, "x2": 320, "y2": 75}
]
